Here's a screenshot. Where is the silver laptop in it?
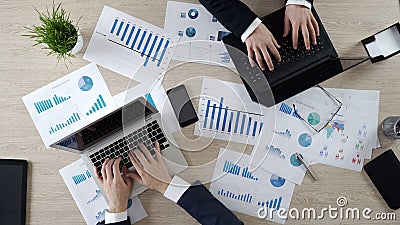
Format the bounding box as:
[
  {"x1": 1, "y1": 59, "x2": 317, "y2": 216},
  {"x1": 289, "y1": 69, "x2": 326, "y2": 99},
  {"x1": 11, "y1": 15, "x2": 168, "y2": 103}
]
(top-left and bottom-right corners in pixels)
[{"x1": 53, "y1": 97, "x2": 188, "y2": 199}]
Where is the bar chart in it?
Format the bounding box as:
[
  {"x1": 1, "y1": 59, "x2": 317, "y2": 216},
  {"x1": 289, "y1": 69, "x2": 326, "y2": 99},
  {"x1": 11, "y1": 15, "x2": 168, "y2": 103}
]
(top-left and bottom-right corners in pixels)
[
  {"x1": 279, "y1": 102, "x2": 302, "y2": 120},
  {"x1": 34, "y1": 98, "x2": 53, "y2": 114},
  {"x1": 195, "y1": 78, "x2": 265, "y2": 145},
  {"x1": 49, "y1": 113, "x2": 81, "y2": 134},
  {"x1": 34, "y1": 94, "x2": 72, "y2": 114},
  {"x1": 257, "y1": 196, "x2": 283, "y2": 210},
  {"x1": 217, "y1": 188, "x2": 253, "y2": 203},
  {"x1": 72, "y1": 170, "x2": 92, "y2": 185},
  {"x1": 222, "y1": 160, "x2": 259, "y2": 181},
  {"x1": 86, "y1": 95, "x2": 107, "y2": 116},
  {"x1": 200, "y1": 97, "x2": 263, "y2": 142},
  {"x1": 109, "y1": 17, "x2": 171, "y2": 67}
]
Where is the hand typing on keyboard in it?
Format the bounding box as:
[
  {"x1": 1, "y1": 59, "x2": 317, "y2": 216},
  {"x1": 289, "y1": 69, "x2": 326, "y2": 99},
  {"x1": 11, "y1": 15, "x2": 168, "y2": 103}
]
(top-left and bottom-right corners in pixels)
[
  {"x1": 245, "y1": 23, "x2": 281, "y2": 72},
  {"x1": 94, "y1": 157, "x2": 133, "y2": 213},
  {"x1": 124, "y1": 142, "x2": 172, "y2": 194},
  {"x1": 284, "y1": 4, "x2": 320, "y2": 50}
]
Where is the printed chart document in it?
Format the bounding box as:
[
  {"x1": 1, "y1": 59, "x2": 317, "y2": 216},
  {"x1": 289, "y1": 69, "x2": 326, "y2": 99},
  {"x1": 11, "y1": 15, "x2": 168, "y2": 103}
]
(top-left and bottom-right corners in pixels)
[
  {"x1": 60, "y1": 159, "x2": 147, "y2": 225},
  {"x1": 22, "y1": 63, "x2": 116, "y2": 148},
  {"x1": 210, "y1": 149, "x2": 296, "y2": 224},
  {"x1": 84, "y1": 6, "x2": 177, "y2": 81},
  {"x1": 194, "y1": 78, "x2": 266, "y2": 145},
  {"x1": 250, "y1": 88, "x2": 378, "y2": 184},
  {"x1": 164, "y1": 1, "x2": 234, "y2": 67}
]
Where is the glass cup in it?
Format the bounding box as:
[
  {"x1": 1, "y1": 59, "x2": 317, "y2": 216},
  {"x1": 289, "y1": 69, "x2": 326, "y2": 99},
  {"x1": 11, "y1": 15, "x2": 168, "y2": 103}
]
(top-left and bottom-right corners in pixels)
[{"x1": 382, "y1": 116, "x2": 400, "y2": 139}]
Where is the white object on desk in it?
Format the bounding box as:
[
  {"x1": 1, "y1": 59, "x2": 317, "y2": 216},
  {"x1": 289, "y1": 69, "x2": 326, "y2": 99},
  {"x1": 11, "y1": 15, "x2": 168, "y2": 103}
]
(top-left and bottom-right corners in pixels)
[
  {"x1": 210, "y1": 148, "x2": 296, "y2": 224},
  {"x1": 22, "y1": 63, "x2": 116, "y2": 148},
  {"x1": 84, "y1": 5, "x2": 178, "y2": 82},
  {"x1": 59, "y1": 159, "x2": 147, "y2": 225},
  {"x1": 164, "y1": 1, "x2": 234, "y2": 68},
  {"x1": 194, "y1": 78, "x2": 265, "y2": 145},
  {"x1": 366, "y1": 25, "x2": 400, "y2": 58}
]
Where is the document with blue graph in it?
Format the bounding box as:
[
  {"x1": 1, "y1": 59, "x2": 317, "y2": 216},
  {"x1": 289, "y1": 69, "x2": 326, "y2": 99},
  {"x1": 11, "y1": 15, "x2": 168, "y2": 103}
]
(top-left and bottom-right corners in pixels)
[
  {"x1": 164, "y1": 1, "x2": 234, "y2": 68},
  {"x1": 22, "y1": 64, "x2": 116, "y2": 148},
  {"x1": 60, "y1": 159, "x2": 147, "y2": 225},
  {"x1": 194, "y1": 78, "x2": 265, "y2": 145},
  {"x1": 210, "y1": 149, "x2": 296, "y2": 224},
  {"x1": 84, "y1": 6, "x2": 178, "y2": 81},
  {"x1": 250, "y1": 88, "x2": 377, "y2": 184}
]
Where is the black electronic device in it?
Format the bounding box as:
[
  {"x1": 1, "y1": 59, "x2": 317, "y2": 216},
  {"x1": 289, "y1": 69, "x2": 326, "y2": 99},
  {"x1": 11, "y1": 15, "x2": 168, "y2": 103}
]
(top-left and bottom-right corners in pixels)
[
  {"x1": 222, "y1": 6, "x2": 343, "y2": 107},
  {"x1": 0, "y1": 159, "x2": 28, "y2": 225},
  {"x1": 167, "y1": 85, "x2": 199, "y2": 127},
  {"x1": 364, "y1": 149, "x2": 400, "y2": 210}
]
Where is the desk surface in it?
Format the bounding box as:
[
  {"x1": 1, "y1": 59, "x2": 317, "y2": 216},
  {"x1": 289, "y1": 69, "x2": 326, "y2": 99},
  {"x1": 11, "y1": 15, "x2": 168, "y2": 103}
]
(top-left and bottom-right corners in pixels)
[{"x1": 1, "y1": 0, "x2": 399, "y2": 224}]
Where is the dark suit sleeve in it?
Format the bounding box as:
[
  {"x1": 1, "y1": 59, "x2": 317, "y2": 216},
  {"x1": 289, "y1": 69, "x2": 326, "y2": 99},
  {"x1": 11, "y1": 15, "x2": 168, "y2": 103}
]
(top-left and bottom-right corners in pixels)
[
  {"x1": 96, "y1": 217, "x2": 131, "y2": 225},
  {"x1": 199, "y1": 0, "x2": 314, "y2": 39},
  {"x1": 177, "y1": 182, "x2": 243, "y2": 225},
  {"x1": 199, "y1": 0, "x2": 257, "y2": 38}
]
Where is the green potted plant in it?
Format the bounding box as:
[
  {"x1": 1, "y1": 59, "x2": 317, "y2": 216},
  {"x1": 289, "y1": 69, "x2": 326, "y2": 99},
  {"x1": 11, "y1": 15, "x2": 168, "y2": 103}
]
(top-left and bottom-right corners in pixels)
[{"x1": 24, "y1": 2, "x2": 83, "y2": 65}]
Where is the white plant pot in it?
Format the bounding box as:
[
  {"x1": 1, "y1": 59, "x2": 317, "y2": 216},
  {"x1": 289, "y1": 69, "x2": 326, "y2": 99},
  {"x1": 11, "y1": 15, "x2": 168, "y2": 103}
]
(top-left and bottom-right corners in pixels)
[{"x1": 70, "y1": 29, "x2": 83, "y2": 55}]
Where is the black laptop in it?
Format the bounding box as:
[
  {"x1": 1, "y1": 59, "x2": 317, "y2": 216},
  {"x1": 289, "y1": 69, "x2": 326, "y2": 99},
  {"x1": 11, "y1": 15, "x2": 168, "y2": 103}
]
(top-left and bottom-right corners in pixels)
[{"x1": 223, "y1": 7, "x2": 343, "y2": 107}]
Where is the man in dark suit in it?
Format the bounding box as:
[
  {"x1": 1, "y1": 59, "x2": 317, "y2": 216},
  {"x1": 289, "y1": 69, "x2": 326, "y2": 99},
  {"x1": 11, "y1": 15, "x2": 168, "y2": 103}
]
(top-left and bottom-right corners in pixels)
[
  {"x1": 199, "y1": 0, "x2": 320, "y2": 72},
  {"x1": 94, "y1": 142, "x2": 243, "y2": 225}
]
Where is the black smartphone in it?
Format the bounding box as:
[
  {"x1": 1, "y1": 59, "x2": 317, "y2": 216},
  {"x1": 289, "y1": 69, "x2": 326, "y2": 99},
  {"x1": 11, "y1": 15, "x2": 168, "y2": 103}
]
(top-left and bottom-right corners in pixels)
[
  {"x1": 364, "y1": 149, "x2": 400, "y2": 209},
  {"x1": 167, "y1": 85, "x2": 199, "y2": 128}
]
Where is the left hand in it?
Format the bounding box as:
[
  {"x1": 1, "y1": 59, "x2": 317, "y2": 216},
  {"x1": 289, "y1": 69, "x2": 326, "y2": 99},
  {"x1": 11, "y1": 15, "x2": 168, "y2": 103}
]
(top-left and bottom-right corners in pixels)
[
  {"x1": 284, "y1": 4, "x2": 320, "y2": 50},
  {"x1": 94, "y1": 157, "x2": 133, "y2": 213}
]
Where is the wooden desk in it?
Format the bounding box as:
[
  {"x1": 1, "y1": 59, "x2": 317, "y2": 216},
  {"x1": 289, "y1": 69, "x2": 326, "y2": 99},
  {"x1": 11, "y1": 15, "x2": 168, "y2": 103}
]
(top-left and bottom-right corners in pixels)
[{"x1": 0, "y1": 0, "x2": 399, "y2": 224}]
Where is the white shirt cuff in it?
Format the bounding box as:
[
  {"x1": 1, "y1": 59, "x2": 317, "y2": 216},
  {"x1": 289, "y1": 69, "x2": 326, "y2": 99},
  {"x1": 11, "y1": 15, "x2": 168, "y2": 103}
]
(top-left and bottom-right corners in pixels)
[
  {"x1": 240, "y1": 18, "x2": 262, "y2": 43},
  {"x1": 286, "y1": 0, "x2": 312, "y2": 9},
  {"x1": 163, "y1": 175, "x2": 191, "y2": 203},
  {"x1": 105, "y1": 210, "x2": 128, "y2": 224}
]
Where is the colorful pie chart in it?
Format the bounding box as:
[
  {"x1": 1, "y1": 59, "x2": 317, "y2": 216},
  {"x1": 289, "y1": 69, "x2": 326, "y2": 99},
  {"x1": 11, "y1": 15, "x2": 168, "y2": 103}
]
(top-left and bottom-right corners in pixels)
[{"x1": 78, "y1": 76, "x2": 93, "y2": 91}]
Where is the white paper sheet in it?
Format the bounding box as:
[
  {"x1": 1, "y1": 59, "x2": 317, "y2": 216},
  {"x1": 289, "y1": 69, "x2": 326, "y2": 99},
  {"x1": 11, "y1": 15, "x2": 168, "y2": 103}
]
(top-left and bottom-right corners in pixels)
[
  {"x1": 84, "y1": 6, "x2": 177, "y2": 81},
  {"x1": 250, "y1": 93, "x2": 376, "y2": 184},
  {"x1": 194, "y1": 78, "x2": 265, "y2": 145},
  {"x1": 22, "y1": 63, "x2": 116, "y2": 148},
  {"x1": 59, "y1": 159, "x2": 147, "y2": 225},
  {"x1": 299, "y1": 87, "x2": 380, "y2": 158},
  {"x1": 375, "y1": 26, "x2": 400, "y2": 57},
  {"x1": 164, "y1": 1, "x2": 234, "y2": 68},
  {"x1": 210, "y1": 149, "x2": 296, "y2": 224}
]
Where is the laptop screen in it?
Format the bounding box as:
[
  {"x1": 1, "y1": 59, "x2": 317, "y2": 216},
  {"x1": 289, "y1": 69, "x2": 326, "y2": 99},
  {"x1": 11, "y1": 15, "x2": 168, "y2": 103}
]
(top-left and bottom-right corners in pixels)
[{"x1": 56, "y1": 99, "x2": 154, "y2": 151}]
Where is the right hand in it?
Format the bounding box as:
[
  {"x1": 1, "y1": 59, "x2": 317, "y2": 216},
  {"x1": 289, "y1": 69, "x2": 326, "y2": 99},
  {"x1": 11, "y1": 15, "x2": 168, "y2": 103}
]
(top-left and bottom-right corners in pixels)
[
  {"x1": 124, "y1": 142, "x2": 172, "y2": 194},
  {"x1": 245, "y1": 23, "x2": 281, "y2": 71}
]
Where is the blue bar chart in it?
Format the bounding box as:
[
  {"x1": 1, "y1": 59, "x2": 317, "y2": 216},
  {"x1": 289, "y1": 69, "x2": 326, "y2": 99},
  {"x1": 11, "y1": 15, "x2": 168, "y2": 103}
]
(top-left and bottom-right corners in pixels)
[
  {"x1": 49, "y1": 113, "x2": 81, "y2": 134},
  {"x1": 195, "y1": 78, "x2": 266, "y2": 145},
  {"x1": 202, "y1": 97, "x2": 264, "y2": 138},
  {"x1": 223, "y1": 160, "x2": 259, "y2": 181},
  {"x1": 72, "y1": 170, "x2": 92, "y2": 185},
  {"x1": 53, "y1": 94, "x2": 71, "y2": 105},
  {"x1": 86, "y1": 95, "x2": 107, "y2": 116},
  {"x1": 279, "y1": 102, "x2": 302, "y2": 120},
  {"x1": 257, "y1": 196, "x2": 283, "y2": 210},
  {"x1": 34, "y1": 98, "x2": 54, "y2": 114},
  {"x1": 217, "y1": 188, "x2": 253, "y2": 203},
  {"x1": 109, "y1": 18, "x2": 171, "y2": 67}
]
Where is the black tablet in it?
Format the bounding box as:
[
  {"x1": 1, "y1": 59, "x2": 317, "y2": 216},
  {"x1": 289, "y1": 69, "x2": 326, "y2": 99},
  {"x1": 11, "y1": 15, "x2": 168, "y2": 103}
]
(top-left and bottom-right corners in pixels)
[{"x1": 0, "y1": 159, "x2": 28, "y2": 225}]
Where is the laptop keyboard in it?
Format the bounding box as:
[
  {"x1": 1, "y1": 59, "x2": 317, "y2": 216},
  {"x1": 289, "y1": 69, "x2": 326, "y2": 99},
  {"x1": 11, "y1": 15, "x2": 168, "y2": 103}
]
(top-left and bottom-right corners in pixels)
[
  {"x1": 271, "y1": 36, "x2": 324, "y2": 72},
  {"x1": 242, "y1": 36, "x2": 325, "y2": 85},
  {"x1": 89, "y1": 120, "x2": 170, "y2": 176}
]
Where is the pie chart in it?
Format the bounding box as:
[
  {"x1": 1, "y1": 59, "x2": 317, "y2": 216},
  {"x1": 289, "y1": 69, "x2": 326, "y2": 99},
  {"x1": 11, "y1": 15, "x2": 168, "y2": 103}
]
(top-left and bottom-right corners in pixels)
[
  {"x1": 270, "y1": 174, "x2": 286, "y2": 187},
  {"x1": 290, "y1": 153, "x2": 302, "y2": 167},
  {"x1": 185, "y1": 27, "x2": 196, "y2": 38},
  {"x1": 188, "y1": 8, "x2": 199, "y2": 19},
  {"x1": 298, "y1": 133, "x2": 312, "y2": 147},
  {"x1": 307, "y1": 112, "x2": 321, "y2": 125},
  {"x1": 78, "y1": 76, "x2": 93, "y2": 91}
]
